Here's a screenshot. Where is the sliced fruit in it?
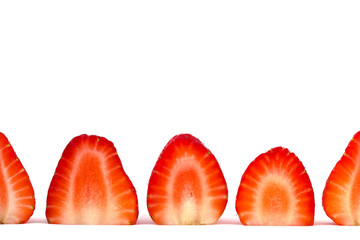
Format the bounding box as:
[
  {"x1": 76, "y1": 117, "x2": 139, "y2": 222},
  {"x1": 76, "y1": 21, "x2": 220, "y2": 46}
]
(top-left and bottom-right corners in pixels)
[
  {"x1": 0, "y1": 132, "x2": 35, "y2": 224},
  {"x1": 46, "y1": 134, "x2": 138, "y2": 225},
  {"x1": 236, "y1": 147, "x2": 314, "y2": 226},
  {"x1": 147, "y1": 134, "x2": 228, "y2": 225},
  {"x1": 323, "y1": 131, "x2": 360, "y2": 225}
]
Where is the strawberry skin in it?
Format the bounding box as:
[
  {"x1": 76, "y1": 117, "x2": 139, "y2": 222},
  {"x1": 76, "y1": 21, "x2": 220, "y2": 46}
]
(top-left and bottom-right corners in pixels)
[
  {"x1": 46, "y1": 134, "x2": 138, "y2": 225},
  {"x1": 236, "y1": 147, "x2": 315, "y2": 226},
  {"x1": 323, "y1": 131, "x2": 360, "y2": 225},
  {"x1": 0, "y1": 132, "x2": 35, "y2": 224},
  {"x1": 147, "y1": 134, "x2": 228, "y2": 225}
]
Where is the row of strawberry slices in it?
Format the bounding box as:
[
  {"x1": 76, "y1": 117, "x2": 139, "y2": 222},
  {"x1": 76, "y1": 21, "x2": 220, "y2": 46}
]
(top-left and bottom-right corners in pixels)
[{"x1": 0, "y1": 132, "x2": 357, "y2": 225}]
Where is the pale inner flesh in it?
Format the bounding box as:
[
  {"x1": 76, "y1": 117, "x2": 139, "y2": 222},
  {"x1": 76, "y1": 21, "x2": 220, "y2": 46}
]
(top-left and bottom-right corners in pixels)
[{"x1": 257, "y1": 177, "x2": 293, "y2": 225}]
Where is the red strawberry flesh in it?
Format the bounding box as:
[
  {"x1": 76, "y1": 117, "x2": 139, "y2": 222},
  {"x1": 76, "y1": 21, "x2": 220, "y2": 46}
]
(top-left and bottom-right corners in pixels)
[
  {"x1": 46, "y1": 134, "x2": 138, "y2": 225},
  {"x1": 323, "y1": 131, "x2": 360, "y2": 225},
  {"x1": 147, "y1": 134, "x2": 228, "y2": 225},
  {"x1": 0, "y1": 132, "x2": 35, "y2": 224},
  {"x1": 236, "y1": 147, "x2": 314, "y2": 226}
]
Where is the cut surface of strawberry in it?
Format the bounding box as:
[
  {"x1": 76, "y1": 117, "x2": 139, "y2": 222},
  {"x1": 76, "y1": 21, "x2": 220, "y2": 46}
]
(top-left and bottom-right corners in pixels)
[
  {"x1": 147, "y1": 134, "x2": 228, "y2": 225},
  {"x1": 236, "y1": 147, "x2": 314, "y2": 226},
  {"x1": 323, "y1": 131, "x2": 360, "y2": 225},
  {"x1": 0, "y1": 132, "x2": 35, "y2": 224},
  {"x1": 46, "y1": 134, "x2": 138, "y2": 225}
]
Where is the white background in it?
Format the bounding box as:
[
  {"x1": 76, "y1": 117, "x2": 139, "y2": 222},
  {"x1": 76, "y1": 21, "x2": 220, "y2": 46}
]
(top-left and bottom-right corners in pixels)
[{"x1": 1, "y1": 0, "x2": 360, "y2": 238}]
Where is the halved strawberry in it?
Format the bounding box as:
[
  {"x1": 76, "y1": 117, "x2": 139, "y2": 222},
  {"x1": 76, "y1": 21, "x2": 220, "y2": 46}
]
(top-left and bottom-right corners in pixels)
[
  {"x1": 46, "y1": 134, "x2": 138, "y2": 225},
  {"x1": 0, "y1": 132, "x2": 35, "y2": 224},
  {"x1": 323, "y1": 131, "x2": 360, "y2": 225},
  {"x1": 147, "y1": 134, "x2": 228, "y2": 225},
  {"x1": 236, "y1": 147, "x2": 315, "y2": 226}
]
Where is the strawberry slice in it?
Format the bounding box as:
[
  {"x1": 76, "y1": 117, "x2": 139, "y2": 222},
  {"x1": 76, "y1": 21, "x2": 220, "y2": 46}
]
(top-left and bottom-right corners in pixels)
[
  {"x1": 323, "y1": 131, "x2": 360, "y2": 225},
  {"x1": 147, "y1": 134, "x2": 228, "y2": 225},
  {"x1": 0, "y1": 132, "x2": 35, "y2": 224},
  {"x1": 235, "y1": 147, "x2": 315, "y2": 226},
  {"x1": 46, "y1": 134, "x2": 138, "y2": 225}
]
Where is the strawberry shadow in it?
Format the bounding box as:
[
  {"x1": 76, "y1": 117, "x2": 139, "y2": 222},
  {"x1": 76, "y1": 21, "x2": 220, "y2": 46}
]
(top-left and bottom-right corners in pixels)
[
  {"x1": 313, "y1": 220, "x2": 336, "y2": 226},
  {"x1": 216, "y1": 218, "x2": 240, "y2": 225},
  {"x1": 27, "y1": 218, "x2": 48, "y2": 224}
]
